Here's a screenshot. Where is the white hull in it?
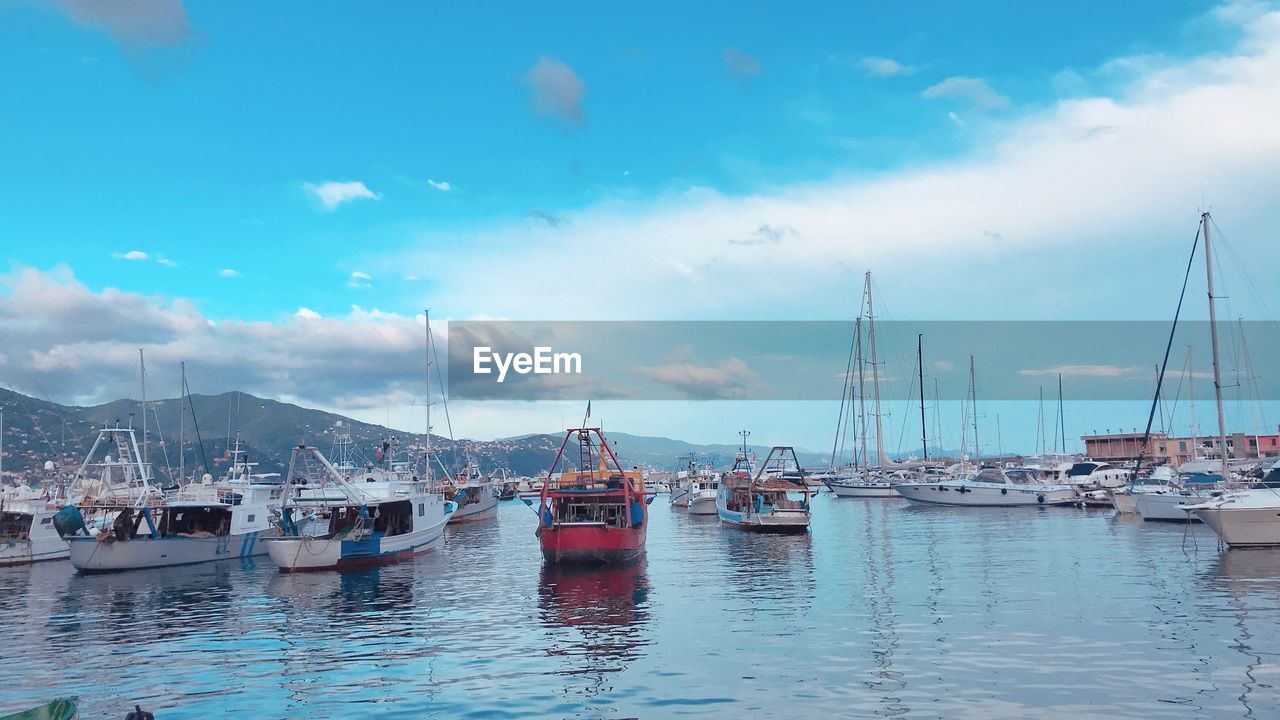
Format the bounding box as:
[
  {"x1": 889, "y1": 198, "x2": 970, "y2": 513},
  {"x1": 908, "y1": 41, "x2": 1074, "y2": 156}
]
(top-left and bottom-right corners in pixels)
[
  {"x1": 826, "y1": 481, "x2": 899, "y2": 498},
  {"x1": 669, "y1": 487, "x2": 691, "y2": 509},
  {"x1": 716, "y1": 504, "x2": 811, "y2": 531},
  {"x1": 1108, "y1": 490, "x2": 1139, "y2": 514},
  {"x1": 266, "y1": 516, "x2": 447, "y2": 571},
  {"x1": 0, "y1": 507, "x2": 70, "y2": 566},
  {"x1": 1134, "y1": 492, "x2": 1200, "y2": 522},
  {"x1": 69, "y1": 532, "x2": 265, "y2": 573},
  {"x1": 448, "y1": 485, "x2": 499, "y2": 523},
  {"x1": 894, "y1": 482, "x2": 1078, "y2": 507},
  {"x1": 1192, "y1": 505, "x2": 1280, "y2": 547},
  {"x1": 687, "y1": 492, "x2": 718, "y2": 515}
]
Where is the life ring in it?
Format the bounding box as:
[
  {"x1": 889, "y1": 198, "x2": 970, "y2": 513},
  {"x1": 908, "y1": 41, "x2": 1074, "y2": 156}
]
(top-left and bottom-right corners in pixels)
[
  {"x1": 1037, "y1": 494, "x2": 1046, "y2": 504},
  {"x1": 1001, "y1": 488, "x2": 1008, "y2": 495}
]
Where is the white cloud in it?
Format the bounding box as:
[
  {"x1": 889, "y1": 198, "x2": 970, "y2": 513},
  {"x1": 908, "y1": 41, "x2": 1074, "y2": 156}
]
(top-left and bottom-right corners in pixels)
[
  {"x1": 219, "y1": 268, "x2": 240, "y2": 278},
  {"x1": 118, "y1": 250, "x2": 149, "y2": 261},
  {"x1": 53, "y1": 0, "x2": 191, "y2": 47},
  {"x1": 1019, "y1": 364, "x2": 1144, "y2": 379},
  {"x1": 156, "y1": 256, "x2": 176, "y2": 268},
  {"x1": 348, "y1": 270, "x2": 373, "y2": 288},
  {"x1": 947, "y1": 111, "x2": 966, "y2": 127},
  {"x1": 859, "y1": 56, "x2": 915, "y2": 77},
  {"x1": 388, "y1": 4, "x2": 1280, "y2": 323},
  {"x1": 523, "y1": 57, "x2": 585, "y2": 124},
  {"x1": 426, "y1": 179, "x2": 451, "y2": 192},
  {"x1": 303, "y1": 181, "x2": 381, "y2": 211},
  {"x1": 0, "y1": 267, "x2": 436, "y2": 413},
  {"x1": 724, "y1": 47, "x2": 762, "y2": 77},
  {"x1": 922, "y1": 76, "x2": 1010, "y2": 109}
]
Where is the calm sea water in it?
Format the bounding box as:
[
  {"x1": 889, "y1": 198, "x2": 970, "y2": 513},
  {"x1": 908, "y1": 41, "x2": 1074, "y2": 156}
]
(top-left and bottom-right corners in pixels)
[{"x1": 3, "y1": 496, "x2": 1278, "y2": 719}]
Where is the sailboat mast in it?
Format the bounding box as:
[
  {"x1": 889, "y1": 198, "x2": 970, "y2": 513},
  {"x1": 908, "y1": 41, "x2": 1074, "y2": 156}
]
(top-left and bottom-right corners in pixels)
[
  {"x1": 1201, "y1": 212, "x2": 1232, "y2": 483},
  {"x1": 855, "y1": 318, "x2": 868, "y2": 472},
  {"x1": 424, "y1": 308, "x2": 432, "y2": 481},
  {"x1": 970, "y1": 355, "x2": 980, "y2": 463},
  {"x1": 179, "y1": 361, "x2": 185, "y2": 484},
  {"x1": 139, "y1": 348, "x2": 148, "y2": 467},
  {"x1": 917, "y1": 334, "x2": 927, "y2": 460},
  {"x1": 866, "y1": 272, "x2": 885, "y2": 467},
  {"x1": 1057, "y1": 373, "x2": 1066, "y2": 454}
]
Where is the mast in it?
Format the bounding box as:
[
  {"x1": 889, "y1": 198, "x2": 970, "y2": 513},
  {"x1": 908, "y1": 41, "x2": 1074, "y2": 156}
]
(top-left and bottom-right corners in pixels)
[
  {"x1": 139, "y1": 348, "x2": 148, "y2": 467},
  {"x1": 425, "y1": 309, "x2": 432, "y2": 481},
  {"x1": 179, "y1": 361, "x2": 185, "y2": 484},
  {"x1": 1057, "y1": 373, "x2": 1066, "y2": 454},
  {"x1": 855, "y1": 318, "x2": 868, "y2": 472},
  {"x1": 1, "y1": 408, "x2": 4, "y2": 481},
  {"x1": 1036, "y1": 386, "x2": 1045, "y2": 456},
  {"x1": 1201, "y1": 212, "x2": 1232, "y2": 483},
  {"x1": 1189, "y1": 346, "x2": 1198, "y2": 459},
  {"x1": 969, "y1": 355, "x2": 980, "y2": 463},
  {"x1": 866, "y1": 272, "x2": 885, "y2": 467},
  {"x1": 917, "y1": 334, "x2": 928, "y2": 459}
]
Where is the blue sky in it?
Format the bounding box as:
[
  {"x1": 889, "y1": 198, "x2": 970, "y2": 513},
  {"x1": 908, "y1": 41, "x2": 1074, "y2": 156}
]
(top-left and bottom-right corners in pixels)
[{"x1": 2, "y1": 0, "x2": 1278, "y2": 453}]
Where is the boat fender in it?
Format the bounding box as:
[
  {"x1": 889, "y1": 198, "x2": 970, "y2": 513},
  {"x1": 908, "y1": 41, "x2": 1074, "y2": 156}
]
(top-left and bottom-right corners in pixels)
[
  {"x1": 541, "y1": 507, "x2": 554, "y2": 528},
  {"x1": 1037, "y1": 494, "x2": 1046, "y2": 504},
  {"x1": 1001, "y1": 488, "x2": 1008, "y2": 495},
  {"x1": 125, "y1": 704, "x2": 155, "y2": 720},
  {"x1": 630, "y1": 501, "x2": 645, "y2": 527}
]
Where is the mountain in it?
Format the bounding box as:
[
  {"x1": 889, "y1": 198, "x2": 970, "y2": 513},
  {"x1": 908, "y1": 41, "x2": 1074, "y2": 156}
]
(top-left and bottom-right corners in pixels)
[{"x1": 0, "y1": 388, "x2": 828, "y2": 480}]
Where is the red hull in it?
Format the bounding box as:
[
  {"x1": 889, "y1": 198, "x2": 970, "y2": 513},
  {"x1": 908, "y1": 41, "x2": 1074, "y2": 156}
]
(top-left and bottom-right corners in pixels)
[{"x1": 538, "y1": 524, "x2": 646, "y2": 564}]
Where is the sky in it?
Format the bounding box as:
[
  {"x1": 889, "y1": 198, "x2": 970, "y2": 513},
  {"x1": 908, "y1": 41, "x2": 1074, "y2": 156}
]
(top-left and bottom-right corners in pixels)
[{"x1": 2, "y1": 0, "x2": 1279, "y2": 456}]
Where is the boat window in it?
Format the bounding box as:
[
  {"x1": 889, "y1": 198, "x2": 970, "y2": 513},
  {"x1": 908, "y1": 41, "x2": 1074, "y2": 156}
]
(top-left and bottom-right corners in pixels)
[
  {"x1": 975, "y1": 468, "x2": 1006, "y2": 484},
  {"x1": 418, "y1": 503, "x2": 425, "y2": 516},
  {"x1": 1005, "y1": 470, "x2": 1034, "y2": 484},
  {"x1": 246, "y1": 514, "x2": 256, "y2": 523},
  {"x1": 41, "y1": 517, "x2": 53, "y2": 524},
  {"x1": 1066, "y1": 463, "x2": 1097, "y2": 477}
]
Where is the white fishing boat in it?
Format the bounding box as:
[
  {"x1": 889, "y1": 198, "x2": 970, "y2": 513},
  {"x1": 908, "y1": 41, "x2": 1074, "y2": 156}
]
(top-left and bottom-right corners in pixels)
[
  {"x1": 1, "y1": 488, "x2": 68, "y2": 566},
  {"x1": 668, "y1": 461, "x2": 693, "y2": 510},
  {"x1": 686, "y1": 470, "x2": 720, "y2": 515},
  {"x1": 894, "y1": 466, "x2": 1078, "y2": 507},
  {"x1": 265, "y1": 445, "x2": 455, "y2": 572},
  {"x1": 444, "y1": 458, "x2": 499, "y2": 523},
  {"x1": 717, "y1": 445, "x2": 813, "y2": 532}
]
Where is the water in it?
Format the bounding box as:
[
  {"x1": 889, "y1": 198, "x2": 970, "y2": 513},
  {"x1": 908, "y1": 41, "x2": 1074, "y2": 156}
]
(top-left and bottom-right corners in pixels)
[{"x1": 3, "y1": 496, "x2": 1278, "y2": 719}]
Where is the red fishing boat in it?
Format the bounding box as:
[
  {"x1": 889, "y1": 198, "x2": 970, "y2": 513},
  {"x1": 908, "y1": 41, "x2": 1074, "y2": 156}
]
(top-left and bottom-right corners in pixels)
[{"x1": 533, "y1": 427, "x2": 649, "y2": 564}]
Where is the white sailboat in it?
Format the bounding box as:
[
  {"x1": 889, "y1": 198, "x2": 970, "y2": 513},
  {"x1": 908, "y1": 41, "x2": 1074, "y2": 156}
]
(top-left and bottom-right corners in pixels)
[
  {"x1": 824, "y1": 272, "x2": 899, "y2": 498},
  {"x1": 894, "y1": 357, "x2": 1076, "y2": 507},
  {"x1": 1179, "y1": 213, "x2": 1280, "y2": 545}
]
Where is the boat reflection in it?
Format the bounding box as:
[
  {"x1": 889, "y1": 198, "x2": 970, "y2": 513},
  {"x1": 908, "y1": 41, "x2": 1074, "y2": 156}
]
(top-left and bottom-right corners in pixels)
[
  {"x1": 720, "y1": 528, "x2": 815, "y2": 617},
  {"x1": 265, "y1": 564, "x2": 415, "y2": 615},
  {"x1": 1204, "y1": 550, "x2": 1280, "y2": 720},
  {"x1": 50, "y1": 560, "x2": 242, "y2": 646},
  {"x1": 537, "y1": 559, "x2": 651, "y2": 708}
]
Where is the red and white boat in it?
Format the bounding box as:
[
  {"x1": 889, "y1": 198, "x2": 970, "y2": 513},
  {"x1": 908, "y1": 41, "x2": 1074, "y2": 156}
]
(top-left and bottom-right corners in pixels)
[{"x1": 530, "y1": 427, "x2": 649, "y2": 564}]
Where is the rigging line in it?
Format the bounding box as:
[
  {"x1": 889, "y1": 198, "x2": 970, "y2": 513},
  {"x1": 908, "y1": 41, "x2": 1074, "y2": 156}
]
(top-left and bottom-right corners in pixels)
[
  {"x1": 186, "y1": 380, "x2": 210, "y2": 476},
  {"x1": 1134, "y1": 223, "x2": 1202, "y2": 482},
  {"x1": 1209, "y1": 216, "x2": 1280, "y2": 335},
  {"x1": 831, "y1": 315, "x2": 859, "y2": 469}
]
